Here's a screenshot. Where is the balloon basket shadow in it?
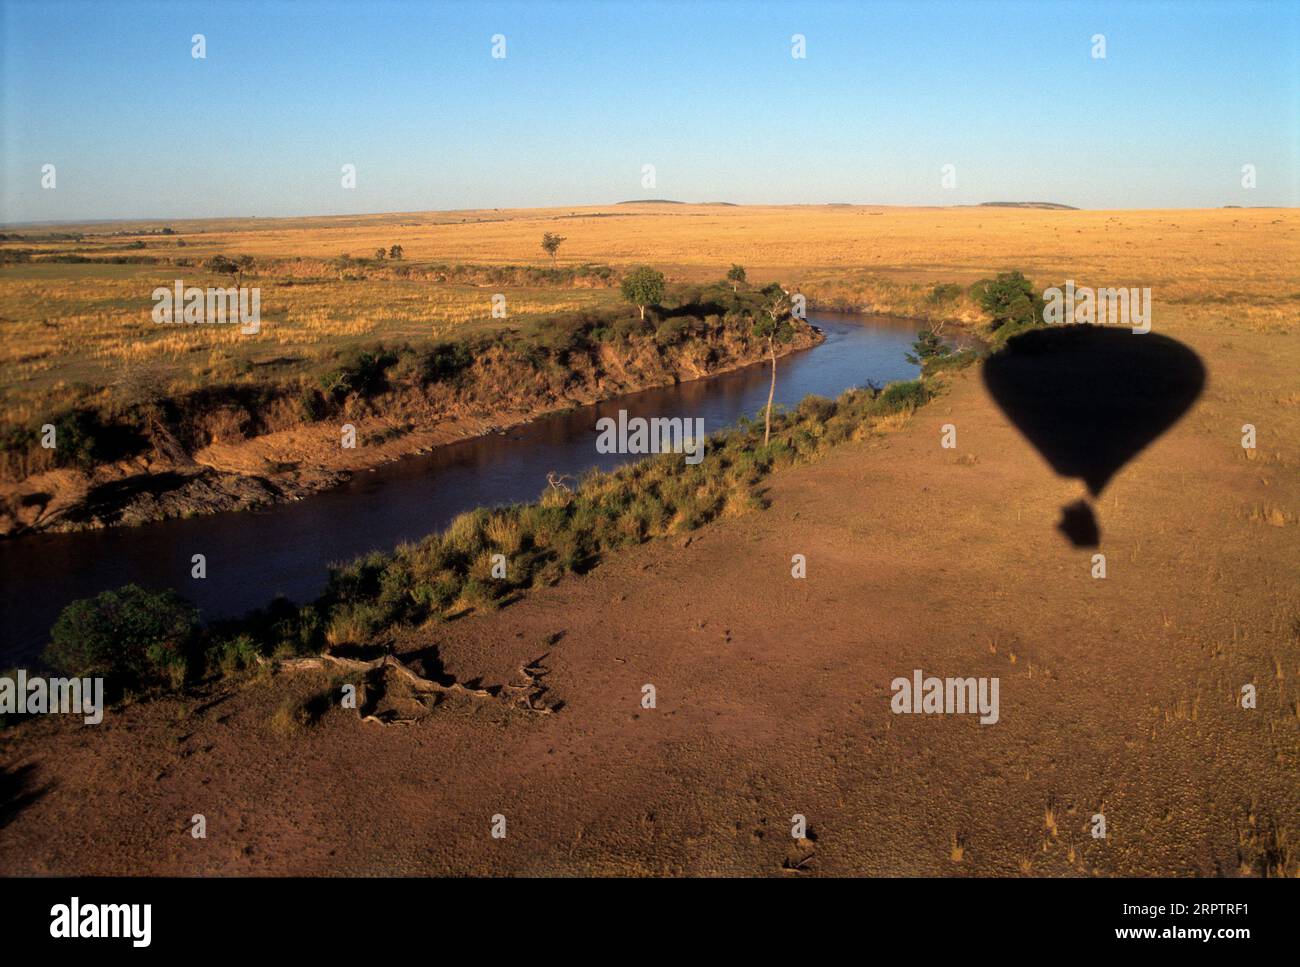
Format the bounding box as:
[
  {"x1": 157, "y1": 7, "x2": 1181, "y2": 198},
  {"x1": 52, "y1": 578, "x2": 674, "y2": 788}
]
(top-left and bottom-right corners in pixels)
[{"x1": 1057, "y1": 499, "x2": 1100, "y2": 548}]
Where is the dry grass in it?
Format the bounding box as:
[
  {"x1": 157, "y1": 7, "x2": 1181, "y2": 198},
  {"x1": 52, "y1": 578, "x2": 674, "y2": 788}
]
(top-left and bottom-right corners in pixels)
[
  {"x1": 3, "y1": 202, "x2": 1297, "y2": 428},
  {"x1": 0, "y1": 263, "x2": 608, "y2": 425}
]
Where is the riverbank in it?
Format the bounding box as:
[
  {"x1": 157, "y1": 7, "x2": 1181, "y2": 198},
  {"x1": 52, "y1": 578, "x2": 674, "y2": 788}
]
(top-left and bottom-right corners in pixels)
[{"x1": 0, "y1": 297, "x2": 822, "y2": 537}]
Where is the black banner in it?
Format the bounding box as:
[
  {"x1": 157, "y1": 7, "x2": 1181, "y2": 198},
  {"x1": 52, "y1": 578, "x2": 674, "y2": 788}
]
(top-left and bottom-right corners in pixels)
[{"x1": 0, "y1": 875, "x2": 1285, "y2": 954}]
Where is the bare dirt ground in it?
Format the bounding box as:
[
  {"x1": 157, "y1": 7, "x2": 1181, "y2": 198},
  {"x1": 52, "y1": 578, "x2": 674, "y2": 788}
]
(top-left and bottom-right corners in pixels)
[{"x1": 2, "y1": 308, "x2": 1295, "y2": 876}]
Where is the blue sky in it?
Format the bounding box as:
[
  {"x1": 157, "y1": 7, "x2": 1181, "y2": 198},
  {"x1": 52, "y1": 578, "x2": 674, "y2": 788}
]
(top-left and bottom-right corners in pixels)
[{"x1": 2, "y1": 0, "x2": 1296, "y2": 221}]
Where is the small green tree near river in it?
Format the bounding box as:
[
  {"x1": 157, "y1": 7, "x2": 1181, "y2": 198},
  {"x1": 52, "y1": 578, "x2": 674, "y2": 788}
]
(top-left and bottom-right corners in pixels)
[
  {"x1": 970, "y1": 270, "x2": 1044, "y2": 345},
  {"x1": 906, "y1": 323, "x2": 953, "y2": 374},
  {"x1": 45, "y1": 584, "x2": 199, "y2": 695},
  {"x1": 620, "y1": 266, "x2": 665, "y2": 320},
  {"x1": 754, "y1": 283, "x2": 797, "y2": 446}
]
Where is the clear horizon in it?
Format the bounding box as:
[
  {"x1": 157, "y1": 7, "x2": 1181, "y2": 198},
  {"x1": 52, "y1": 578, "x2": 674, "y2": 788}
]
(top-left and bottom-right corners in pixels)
[
  {"x1": 4, "y1": 200, "x2": 1298, "y2": 231},
  {"x1": 3, "y1": 0, "x2": 1298, "y2": 222}
]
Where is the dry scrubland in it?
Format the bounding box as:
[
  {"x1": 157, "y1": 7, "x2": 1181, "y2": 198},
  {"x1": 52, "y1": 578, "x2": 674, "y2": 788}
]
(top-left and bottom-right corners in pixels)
[{"x1": 1, "y1": 204, "x2": 1298, "y2": 875}]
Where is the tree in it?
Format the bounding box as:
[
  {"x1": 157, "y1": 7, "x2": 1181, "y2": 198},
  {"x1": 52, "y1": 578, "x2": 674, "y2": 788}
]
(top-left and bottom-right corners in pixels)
[
  {"x1": 374, "y1": 248, "x2": 386, "y2": 261},
  {"x1": 45, "y1": 584, "x2": 200, "y2": 694},
  {"x1": 726, "y1": 264, "x2": 747, "y2": 292},
  {"x1": 235, "y1": 254, "x2": 254, "y2": 286},
  {"x1": 620, "y1": 266, "x2": 665, "y2": 321},
  {"x1": 969, "y1": 271, "x2": 1042, "y2": 331},
  {"x1": 389, "y1": 244, "x2": 403, "y2": 260},
  {"x1": 754, "y1": 284, "x2": 797, "y2": 446},
  {"x1": 541, "y1": 232, "x2": 566, "y2": 267},
  {"x1": 905, "y1": 322, "x2": 952, "y2": 372},
  {"x1": 204, "y1": 254, "x2": 239, "y2": 285}
]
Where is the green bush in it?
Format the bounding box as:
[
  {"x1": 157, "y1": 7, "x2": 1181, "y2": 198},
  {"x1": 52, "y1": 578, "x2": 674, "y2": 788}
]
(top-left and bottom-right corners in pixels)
[
  {"x1": 969, "y1": 271, "x2": 1044, "y2": 333},
  {"x1": 206, "y1": 634, "x2": 262, "y2": 677},
  {"x1": 923, "y1": 348, "x2": 981, "y2": 374},
  {"x1": 655, "y1": 316, "x2": 690, "y2": 346},
  {"x1": 878, "y1": 379, "x2": 930, "y2": 412},
  {"x1": 45, "y1": 408, "x2": 144, "y2": 470},
  {"x1": 421, "y1": 341, "x2": 475, "y2": 383},
  {"x1": 318, "y1": 345, "x2": 400, "y2": 402},
  {"x1": 795, "y1": 396, "x2": 837, "y2": 422},
  {"x1": 45, "y1": 584, "x2": 199, "y2": 694},
  {"x1": 297, "y1": 387, "x2": 328, "y2": 422}
]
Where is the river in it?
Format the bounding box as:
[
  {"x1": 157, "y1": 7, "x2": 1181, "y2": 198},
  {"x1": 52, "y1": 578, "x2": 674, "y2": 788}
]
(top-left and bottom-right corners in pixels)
[{"x1": 0, "y1": 311, "x2": 925, "y2": 663}]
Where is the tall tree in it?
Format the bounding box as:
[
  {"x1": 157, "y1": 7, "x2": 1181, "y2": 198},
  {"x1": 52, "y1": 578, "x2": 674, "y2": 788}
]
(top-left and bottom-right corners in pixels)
[
  {"x1": 726, "y1": 264, "x2": 747, "y2": 292},
  {"x1": 754, "y1": 284, "x2": 797, "y2": 446}
]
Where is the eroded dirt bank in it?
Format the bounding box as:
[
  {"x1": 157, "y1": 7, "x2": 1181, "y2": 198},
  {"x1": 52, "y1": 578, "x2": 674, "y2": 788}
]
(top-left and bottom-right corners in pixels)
[
  {"x1": 1, "y1": 316, "x2": 1294, "y2": 876},
  {"x1": 1, "y1": 320, "x2": 820, "y2": 537}
]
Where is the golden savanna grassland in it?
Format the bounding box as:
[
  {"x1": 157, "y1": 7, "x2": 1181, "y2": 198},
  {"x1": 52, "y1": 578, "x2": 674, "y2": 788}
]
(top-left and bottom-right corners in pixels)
[{"x1": 2, "y1": 204, "x2": 1296, "y2": 429}]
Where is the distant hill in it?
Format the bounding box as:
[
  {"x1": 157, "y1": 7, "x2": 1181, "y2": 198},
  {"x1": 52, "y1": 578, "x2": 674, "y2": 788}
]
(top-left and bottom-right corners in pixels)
[
  {"x1": 977, "y1": 201, "x2": 1079, "y2": 211},
  {"x1": 616, "y1": 199, "x2": 685, "y2": 205}
]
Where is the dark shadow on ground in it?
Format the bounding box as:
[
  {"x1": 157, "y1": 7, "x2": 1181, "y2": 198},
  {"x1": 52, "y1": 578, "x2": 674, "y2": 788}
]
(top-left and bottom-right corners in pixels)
[
  {"x1": 0, "y1": 761, "x2": 50, "y2": 829},
  {"x1": 982, "y1": 326, "x2": 1206, "y2": 547}
]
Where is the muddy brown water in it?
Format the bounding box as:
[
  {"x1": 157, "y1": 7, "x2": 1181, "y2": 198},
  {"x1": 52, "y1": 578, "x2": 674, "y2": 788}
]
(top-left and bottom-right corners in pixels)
[{"x1": 0, "y1": 312, "x2": 926, "y2": 664}]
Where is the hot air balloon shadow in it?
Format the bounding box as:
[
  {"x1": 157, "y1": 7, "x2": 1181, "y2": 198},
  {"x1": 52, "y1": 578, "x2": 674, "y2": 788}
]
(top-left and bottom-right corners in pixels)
[{"x1": 982, "y1": 326, "x2": 1206, "y2": 547}]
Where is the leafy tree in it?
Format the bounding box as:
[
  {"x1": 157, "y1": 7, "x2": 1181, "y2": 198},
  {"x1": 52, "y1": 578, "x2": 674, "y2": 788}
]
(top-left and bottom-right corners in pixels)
[
  {"x1": 970, "y1": 271, "x2": 1043, "y2": 332},
  {"x1": 389, "y1": 244, "x2": 403, "y2": 260},
  {"x1": 374, "y1": 248, "x2": 386, "y2": 261},
  {"x1": 620, "y1": 266, "x2": 665, "y2": 321},
  {"x1": 541, "y1": 232, "x2": 566, "y2": 267},
  {"x1": 235, "y1": 254, "x2": 254, "y2": 285},
  {"x1": 45, "y1": 584, "x2": 200, "y2": 694},
  {"x1": 754, "y1": 284, "x2": 797, "y2": 445},
  {"x1": 726, "y1": 264, "x2": 747, "y2": 292}
]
